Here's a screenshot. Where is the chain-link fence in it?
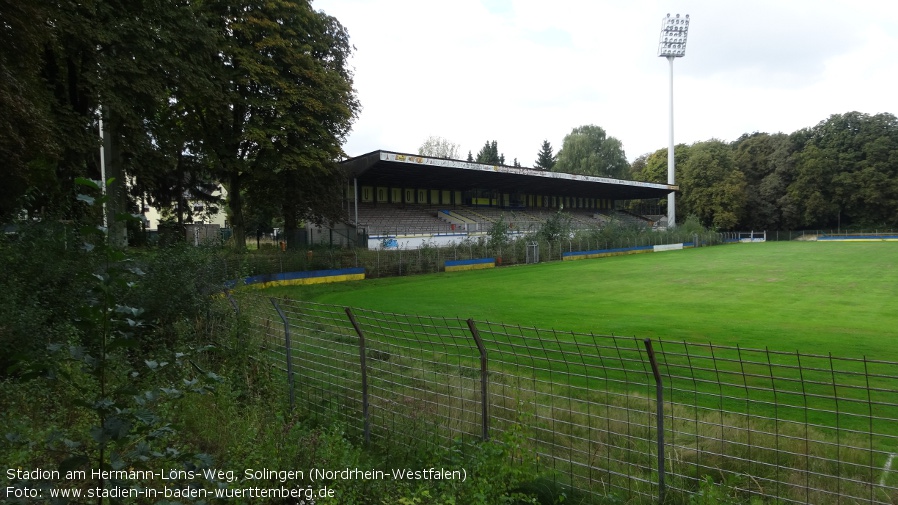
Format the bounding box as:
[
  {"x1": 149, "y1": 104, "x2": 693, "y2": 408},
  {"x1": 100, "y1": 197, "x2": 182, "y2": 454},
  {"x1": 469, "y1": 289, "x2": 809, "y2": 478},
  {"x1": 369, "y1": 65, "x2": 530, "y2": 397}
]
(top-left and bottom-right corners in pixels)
[
  {"x1": 226, "y1": 292, "x2": 898, "y2": 504},
  {"x1": 219, "y1": 230, "x2": 725, "y2": 281},
  {"x1": 766, "y1": 230, "x2": 898, "y2": 241},
  {"x1": 216, "y1": 228, "x2": 898, "y2": 284}
]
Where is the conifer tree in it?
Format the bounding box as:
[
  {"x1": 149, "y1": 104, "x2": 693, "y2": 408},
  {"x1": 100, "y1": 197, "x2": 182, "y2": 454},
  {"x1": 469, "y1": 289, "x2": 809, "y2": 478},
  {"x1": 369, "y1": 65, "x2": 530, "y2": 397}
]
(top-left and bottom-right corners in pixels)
[
  {"x1": 534, "y1": 139, "x2": 557, "y2": 170},
  {"x1": 476, "y1": 140, "x2": 504, "y2": 165}
]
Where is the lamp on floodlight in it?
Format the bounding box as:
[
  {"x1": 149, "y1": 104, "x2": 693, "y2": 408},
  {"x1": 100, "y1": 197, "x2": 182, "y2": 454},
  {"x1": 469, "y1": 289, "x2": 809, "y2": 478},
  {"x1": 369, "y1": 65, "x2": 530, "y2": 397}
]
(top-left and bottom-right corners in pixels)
[{"x1": 658, "y1": 13, "x2": 689, "y2": 229}]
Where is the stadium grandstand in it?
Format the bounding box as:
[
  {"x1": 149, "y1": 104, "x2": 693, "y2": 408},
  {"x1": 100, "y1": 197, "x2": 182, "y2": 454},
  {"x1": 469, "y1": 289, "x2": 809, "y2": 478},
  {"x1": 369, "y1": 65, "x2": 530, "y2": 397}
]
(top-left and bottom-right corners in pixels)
[{"x1": 322, "y1": 150, "x2": 678, "y2": 249}]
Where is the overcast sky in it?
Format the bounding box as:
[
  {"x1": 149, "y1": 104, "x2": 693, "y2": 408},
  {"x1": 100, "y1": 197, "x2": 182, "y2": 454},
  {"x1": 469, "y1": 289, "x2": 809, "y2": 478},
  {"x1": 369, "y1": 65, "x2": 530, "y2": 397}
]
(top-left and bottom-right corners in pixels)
[{"x1": 313, "y1": 0, "x2": 898, "y2": 165}]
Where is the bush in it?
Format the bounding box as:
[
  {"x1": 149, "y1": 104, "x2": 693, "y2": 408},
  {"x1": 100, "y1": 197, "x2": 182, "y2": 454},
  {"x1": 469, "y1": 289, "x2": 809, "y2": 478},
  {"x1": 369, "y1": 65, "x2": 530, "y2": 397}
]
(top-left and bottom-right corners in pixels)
[
  {"x1": 0, "y1": 221, "x2": 91, "y2": 377},
  {"x1": 127, "y1": 244, "x2": 229, "y2": 350},
  {"x1": 537, "y1": 210, "x2": 574, "y2": 243},
  {"x1": 1, "y1": 181, "x2": 231, "y2": 501}
]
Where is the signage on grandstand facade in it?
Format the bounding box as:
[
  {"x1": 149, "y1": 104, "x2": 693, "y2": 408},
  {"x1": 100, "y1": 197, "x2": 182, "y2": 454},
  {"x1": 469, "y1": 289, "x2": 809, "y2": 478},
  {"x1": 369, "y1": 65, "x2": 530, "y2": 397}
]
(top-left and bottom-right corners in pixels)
[{"x1": 379, "y1": 151, "x2": 673, "y2": 190}]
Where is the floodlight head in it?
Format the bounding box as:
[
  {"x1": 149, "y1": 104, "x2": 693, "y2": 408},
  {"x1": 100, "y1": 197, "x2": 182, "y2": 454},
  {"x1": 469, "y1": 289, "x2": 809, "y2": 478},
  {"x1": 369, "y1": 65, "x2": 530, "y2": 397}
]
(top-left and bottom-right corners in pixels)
[{"x1": 658, "y1": 13, "x2": 690, "y2": 58}]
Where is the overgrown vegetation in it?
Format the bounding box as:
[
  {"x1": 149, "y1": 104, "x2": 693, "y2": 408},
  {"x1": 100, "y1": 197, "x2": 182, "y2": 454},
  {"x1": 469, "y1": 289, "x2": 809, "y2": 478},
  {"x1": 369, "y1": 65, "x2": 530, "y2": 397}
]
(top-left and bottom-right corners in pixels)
[
  {"x1": 5, "y1": 185, "x2": 854, "y2": 504},
  {"x1": 0, "y1": 184, "x2": 554, "y2": 504},
  {"x1": 228, "y1": 215, "x2": 721, "y2": 281},
  {"x1": 229, "y1": 286, "x2": 898, "y2": 505}
]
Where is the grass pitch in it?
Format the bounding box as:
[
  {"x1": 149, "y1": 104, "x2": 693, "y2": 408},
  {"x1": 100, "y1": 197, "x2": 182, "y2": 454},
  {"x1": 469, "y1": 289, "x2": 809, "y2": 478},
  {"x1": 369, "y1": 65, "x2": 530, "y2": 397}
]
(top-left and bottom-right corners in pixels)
[
  {"x1": 264, "y1": 241, "x2": 898, "y2": 359},
  {"x1": 258, "y1": 241, "x2": 898, "y2": 497}
]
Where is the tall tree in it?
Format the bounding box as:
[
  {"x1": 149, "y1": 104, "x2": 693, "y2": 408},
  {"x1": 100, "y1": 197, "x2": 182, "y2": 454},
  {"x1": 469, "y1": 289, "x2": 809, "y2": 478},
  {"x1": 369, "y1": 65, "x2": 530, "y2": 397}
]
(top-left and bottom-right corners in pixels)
[
  {"x1": 678, "y1": 140, "x2": 746, "y2": 229},
  {"x1": 787, "y1": 144, "x2": 840, "y2": 228},
  {"x1": 627, "y1": 146, "x2": 687, "y2": 218},
  {"x1": 0, "y1": 0, "x2": 218, "y2": 236},
  {"x1": 134, "y1": 91, "x2": 221, "y2": 232},
  {"x1": 812, "y1": 112, "x2": 898, "y2": 228},
  {"x1": 418, "y1": 136, "x2": 460, "y2": 159},
  {"x1": 554, "y1": 125, "x2": 628, "y2": 178},
  {"x1": 195, "y1": 0, "x2": 359, "y2": 248},
  {"x1": 755, "y1": 132, "x2": 804, "y2": 230},
  {"x1": 0, "y1": 0, "x2": 56, "y2": 218},
  {"x1": 100, "y1": 0, "x2": 232, "y2": 246},
  {"x1": 775, "y1": 112, "x2": 898, "y2": 229},
  {"x1": 731, "y1": 132, "x2": 791, "y2": 230},
  {"x1": 534, "y1": 139, "x2": 556, "y2": 170},
  {"x1": 630, "y1": 148, "x2": 670, "y2": 183},
  {"x1": 475, "y1": 140, "x2": 504, "y2": 165}
]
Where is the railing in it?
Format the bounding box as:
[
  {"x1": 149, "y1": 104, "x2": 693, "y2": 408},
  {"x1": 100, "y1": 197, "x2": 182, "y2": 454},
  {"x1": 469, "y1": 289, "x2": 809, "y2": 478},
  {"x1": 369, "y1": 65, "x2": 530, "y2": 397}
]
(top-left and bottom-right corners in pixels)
[
  {"x1": 221, "y1": 232, "x2": 724, "y2": 281},
  {"x1": 767, "y1": 230, "x2": 898, "y2": 241},
  {"x1": 226, "y1": 292, "x2": 898, "y2": 504}
]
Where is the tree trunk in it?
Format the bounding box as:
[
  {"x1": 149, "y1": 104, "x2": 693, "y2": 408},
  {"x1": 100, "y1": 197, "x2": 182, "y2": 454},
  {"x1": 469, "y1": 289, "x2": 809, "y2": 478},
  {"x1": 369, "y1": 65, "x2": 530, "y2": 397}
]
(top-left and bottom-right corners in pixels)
[
  {"x1": 226, "y1": 173, "x2": 245, "y2": 248},
  {"x1": 102, "y1": 108, "x2": 128, "y2": 249},
  {"x1": 175, "y1": 152, "x2": 185, "y2": 235},
  {"x1": 282, "y1": 201, "x2": 302, "y2": 251}
]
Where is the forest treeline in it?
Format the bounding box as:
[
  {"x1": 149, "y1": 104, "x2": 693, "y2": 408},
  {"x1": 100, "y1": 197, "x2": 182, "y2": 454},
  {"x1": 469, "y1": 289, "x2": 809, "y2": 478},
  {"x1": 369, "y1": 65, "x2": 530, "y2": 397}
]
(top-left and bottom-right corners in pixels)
[
  {"x1": 2, "y1": 1, "x2": 895, "y2": 239},
  {"x1": 0, "y1": 0, "x2": 359, "y2": 248},
  {"x1": 629, "y1": 111, "x2": 898, "y2": 231}
]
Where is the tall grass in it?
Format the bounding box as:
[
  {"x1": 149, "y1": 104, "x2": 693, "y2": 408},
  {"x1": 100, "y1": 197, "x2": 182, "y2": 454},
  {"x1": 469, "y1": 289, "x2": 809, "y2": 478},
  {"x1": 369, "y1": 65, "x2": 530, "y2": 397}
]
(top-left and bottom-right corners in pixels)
[{"x1": 234, "y1": 291, "x2": 898, "y2": 504}]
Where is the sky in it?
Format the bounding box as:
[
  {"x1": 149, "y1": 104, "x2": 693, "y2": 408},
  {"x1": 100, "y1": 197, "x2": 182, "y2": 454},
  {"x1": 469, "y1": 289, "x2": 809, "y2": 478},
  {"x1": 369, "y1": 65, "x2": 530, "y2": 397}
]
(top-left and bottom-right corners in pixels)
[{"x1": 312, "y1": 0, "x2": 898, "y2": 165}]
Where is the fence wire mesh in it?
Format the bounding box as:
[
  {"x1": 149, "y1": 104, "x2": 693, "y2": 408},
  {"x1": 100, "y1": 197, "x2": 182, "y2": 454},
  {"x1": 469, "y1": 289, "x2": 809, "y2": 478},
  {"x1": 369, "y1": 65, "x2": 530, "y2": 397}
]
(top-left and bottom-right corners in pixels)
[
  {"x1": 345, "y1": 308, "x2": 482, "y2": 450},
  {"x1": 229, "y1": 291, "x2": 898, "y2": 504},
  {"x1": 652, "y1": 340, "x2": 898, "y2": 504}
]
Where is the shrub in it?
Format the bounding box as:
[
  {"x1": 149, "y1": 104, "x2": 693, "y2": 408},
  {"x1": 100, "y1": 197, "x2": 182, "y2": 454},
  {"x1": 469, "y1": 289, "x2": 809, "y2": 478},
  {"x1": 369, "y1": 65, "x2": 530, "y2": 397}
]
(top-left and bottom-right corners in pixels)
[
  {"x1": 0, "y1": 221, "x2": 91, "y2": 377},
  {"x1": 127, "y1": 243, "x2": 229, "y2": 350}
]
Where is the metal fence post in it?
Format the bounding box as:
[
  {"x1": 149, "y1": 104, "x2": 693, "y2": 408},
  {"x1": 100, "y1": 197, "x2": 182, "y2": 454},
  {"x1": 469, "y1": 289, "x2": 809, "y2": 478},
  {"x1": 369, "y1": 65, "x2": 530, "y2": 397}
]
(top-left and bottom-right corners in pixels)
[
  {"x1": 224, "y1": 290, "x2": 239, "y2": 315},
  {"x1": 466, "y1": 319, "x2": 489, "y2": 441},
  {"x1": 270, "y1": 298, "x2": 295, "y2": 410},
  {"x1": 643, "y1": 338, "x2": 665, "y2": 503},
  {"x1": 345, "y1": 307, "x2": 371, "y2": 446}
]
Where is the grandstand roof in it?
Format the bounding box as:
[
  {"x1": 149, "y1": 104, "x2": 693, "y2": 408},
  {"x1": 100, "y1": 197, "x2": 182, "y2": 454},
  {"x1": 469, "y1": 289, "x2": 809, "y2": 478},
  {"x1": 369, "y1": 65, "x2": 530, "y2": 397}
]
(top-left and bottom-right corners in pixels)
[{"x1": 341, "y1": 150, "x2": 677, "y2": 200}]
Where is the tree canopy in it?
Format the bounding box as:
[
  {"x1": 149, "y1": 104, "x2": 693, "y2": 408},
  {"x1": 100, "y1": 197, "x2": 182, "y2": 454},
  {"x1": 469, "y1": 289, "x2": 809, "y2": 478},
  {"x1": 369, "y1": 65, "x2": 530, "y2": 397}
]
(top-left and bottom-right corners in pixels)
[
  {"x1": 554, "y1": 125, "x2": 629, "y2": 178},
  {"x1": 4, "y1": 3, "x2": 896, "y2": 239},
  {"x1": 534, "y1": 140, "x2": 556, "y2": 170},
  {"x1": 678, "y1": 140, "x2": 746, "y2": 230},
  {"x1": 418, "y1": 136, "x2": 460, "y2": 159},
  {"x1": 0, "y1": 0, "x2": 359, "y2": 249},
  {"x1": 475, "y1": 140, "x2": 505, "y2": 165},
  {"x1": 191, "y1": 0, "x2": 359, "y2": 248},
  {"x1": 629, "y1": 112, "x2": 898, "y2": 230}
]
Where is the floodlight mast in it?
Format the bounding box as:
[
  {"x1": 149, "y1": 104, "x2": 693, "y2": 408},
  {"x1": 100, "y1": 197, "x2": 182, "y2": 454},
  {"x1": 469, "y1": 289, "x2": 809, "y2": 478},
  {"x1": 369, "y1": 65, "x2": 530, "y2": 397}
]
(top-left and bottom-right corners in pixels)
[{"x1": 658, "y1": 13, "x2": 689, "y2": 229}]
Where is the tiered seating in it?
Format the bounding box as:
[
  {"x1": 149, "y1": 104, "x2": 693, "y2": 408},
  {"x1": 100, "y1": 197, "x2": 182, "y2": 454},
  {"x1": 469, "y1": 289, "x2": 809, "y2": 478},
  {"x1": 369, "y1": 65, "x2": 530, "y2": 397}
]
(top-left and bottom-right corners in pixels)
[
  {"x1": 566, "y1": 209, "x2": 607, "y2": 227},
  {"x1": 450, "y1": 207, "x2": 545, "y2": 232},
  {"x1": 439, "y1": 206, "x2": 617, "y2": 232},
  {"x1": 351, "y1": 203, "x2": 654, "y2": 237},
  {"x1": 605, "y1": 209, "x2": 653, "y2": 227},
  {"x1": 354, "y1": 204, "x2": 454, "y2": 236}
]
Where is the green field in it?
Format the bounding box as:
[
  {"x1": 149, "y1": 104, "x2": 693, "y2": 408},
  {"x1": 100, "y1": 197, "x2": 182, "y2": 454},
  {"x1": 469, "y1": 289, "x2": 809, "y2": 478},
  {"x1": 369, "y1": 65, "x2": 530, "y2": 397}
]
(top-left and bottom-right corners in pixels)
[
  {"x1": 264, "y1": 241, "x2": 898, "y2": 359},
  {"x1": 255, "y1": 241, "x2": 898, "y2": 501}
]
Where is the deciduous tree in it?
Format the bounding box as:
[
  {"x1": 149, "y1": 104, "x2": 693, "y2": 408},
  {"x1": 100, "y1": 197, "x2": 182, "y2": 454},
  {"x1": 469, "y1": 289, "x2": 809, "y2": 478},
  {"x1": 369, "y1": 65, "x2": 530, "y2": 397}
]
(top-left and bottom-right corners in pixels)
[
  {"x1": 678, "y1": 140, "x2": 746, "y2": 229},
  {"x1": 195, "y1": 0, "x2": 359, "y2": 248},
  {"x1": 554, "y1": 125, "x2": 628, "y2": 178},
  {"x1": 418, "y1": 136, "x2": 460, "y2": 159},
  {"x1": 0, "y1": 0, "x2": 56, "y2": 218}
]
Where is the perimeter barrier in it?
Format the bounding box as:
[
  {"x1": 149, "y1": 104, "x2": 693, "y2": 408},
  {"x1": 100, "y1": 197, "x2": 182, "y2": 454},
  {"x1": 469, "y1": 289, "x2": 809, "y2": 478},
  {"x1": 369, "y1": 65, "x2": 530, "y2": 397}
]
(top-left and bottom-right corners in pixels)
[
  {"x1": 225, "y1": 292, "x2": 898, "y2": 504},
  {"x1": 219, "y1": 231, "x2": 725, "y2": 281}
]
